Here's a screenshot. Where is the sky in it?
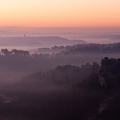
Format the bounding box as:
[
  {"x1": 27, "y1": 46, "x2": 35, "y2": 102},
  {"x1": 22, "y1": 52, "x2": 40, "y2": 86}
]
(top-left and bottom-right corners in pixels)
[{"x1": 0, "y1": 0, "x2": 120, "y2": 28}]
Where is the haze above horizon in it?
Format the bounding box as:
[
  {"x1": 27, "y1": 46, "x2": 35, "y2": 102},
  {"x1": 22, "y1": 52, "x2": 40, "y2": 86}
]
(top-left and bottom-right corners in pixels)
[{"x1": 0, "y1": 0, "x2": 120, "y2": 28}]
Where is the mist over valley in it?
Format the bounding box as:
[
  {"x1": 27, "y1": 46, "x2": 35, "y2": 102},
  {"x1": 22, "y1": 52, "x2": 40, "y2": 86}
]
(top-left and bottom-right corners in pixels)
[{"x1": 0, "y1": 28, "x2": 119, "y2": 119}]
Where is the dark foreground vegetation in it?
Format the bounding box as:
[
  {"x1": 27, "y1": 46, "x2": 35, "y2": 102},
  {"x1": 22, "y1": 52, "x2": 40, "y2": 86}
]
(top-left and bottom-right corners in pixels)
[{"x1": 0, "y1": 57, "x2": 120, "y2": 120}]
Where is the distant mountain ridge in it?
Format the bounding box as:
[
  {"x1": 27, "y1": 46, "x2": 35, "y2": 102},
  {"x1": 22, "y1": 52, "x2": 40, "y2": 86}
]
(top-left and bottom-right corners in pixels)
[{"x1": 0, "y1": 36, "x2": 87, "y2": 48}]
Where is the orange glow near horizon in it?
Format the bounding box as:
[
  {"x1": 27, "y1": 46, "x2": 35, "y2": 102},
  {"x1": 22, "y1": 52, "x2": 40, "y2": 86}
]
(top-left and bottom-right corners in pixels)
[{"x1": 0, "y1": 0, "x2": 120, "y2": 27}]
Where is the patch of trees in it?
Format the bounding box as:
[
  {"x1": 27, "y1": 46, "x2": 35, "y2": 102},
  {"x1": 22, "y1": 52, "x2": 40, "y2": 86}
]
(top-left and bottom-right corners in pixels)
[
  {"x1": 100, "y1": 57, "x2": 120, "y2": 89},
  {"x1": 62, "y1": 43, "x2": 120, "y2": 54},
  {"x1": 36, "y1": 46, "x2": 66, "y2": 54},
  {"x1": 1, "y1": 49, "x2": 30, "y2": 56},
  {"x1": 36, "y1": 42, "x2": 120, "y2": 54},
  {"x1": 15, "y1": 62, "x2": 100, "y2": 90}
]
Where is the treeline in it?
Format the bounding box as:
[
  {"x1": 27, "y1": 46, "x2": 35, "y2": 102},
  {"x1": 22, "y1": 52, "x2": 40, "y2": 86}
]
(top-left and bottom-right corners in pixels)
[
  {"x1": 35, "y1": 42, "x2": 120, "y2": 54},
  {"x1": 1, "y1": 49, "x2": 29, "y2": 56},
  {"x1": 1, "y1": 42, "x2": 120, "y2": 57},
  {"x1": 61, "y1": 42, "x2": 120, "y2": 54},
  {"x1": 14, "y1": 62, "x2": 100, "y2": 90}
]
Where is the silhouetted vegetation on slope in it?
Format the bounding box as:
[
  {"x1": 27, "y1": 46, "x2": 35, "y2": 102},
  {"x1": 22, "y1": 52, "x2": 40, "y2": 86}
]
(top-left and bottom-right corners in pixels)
[
  {"x1": 11, "y1": 57, "x2": 120, "y2": 120},
  {"x1": 0, "y1": 61, "x2": 103, "y2": 120},
  {"x1": 12, "y1": 62, "x2": 100, "y2": 90}
]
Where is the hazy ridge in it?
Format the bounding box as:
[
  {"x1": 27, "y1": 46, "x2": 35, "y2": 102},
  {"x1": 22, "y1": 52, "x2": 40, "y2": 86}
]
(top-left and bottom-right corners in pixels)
[{"x1": 0, "y1": 36, "x2": 86, "y2": 48}]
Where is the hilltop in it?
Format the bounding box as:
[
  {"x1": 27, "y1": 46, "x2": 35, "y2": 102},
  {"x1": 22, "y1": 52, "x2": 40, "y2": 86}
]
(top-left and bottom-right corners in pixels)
[{"x1": 0, "y1": 36, "x2": 87, "y2": 48}]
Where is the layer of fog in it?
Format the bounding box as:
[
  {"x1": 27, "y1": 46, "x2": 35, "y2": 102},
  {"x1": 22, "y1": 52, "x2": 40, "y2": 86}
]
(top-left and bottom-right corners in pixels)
[
  {"x1": 0, "y1": 36, "x2": 86, "y2": 50},
  {"x1": 0, "y1": 27, "x2": 120, "y2": 44}
]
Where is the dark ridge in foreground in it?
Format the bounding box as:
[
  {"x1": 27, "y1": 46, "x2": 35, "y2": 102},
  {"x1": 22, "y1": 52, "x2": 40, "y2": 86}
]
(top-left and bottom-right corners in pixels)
[{"x1": 0, "y1": 57, "x2": 120, "y2": 120}]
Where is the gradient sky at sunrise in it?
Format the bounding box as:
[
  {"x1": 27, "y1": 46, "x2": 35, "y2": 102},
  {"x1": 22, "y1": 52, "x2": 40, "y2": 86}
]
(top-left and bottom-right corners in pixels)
[{"x1": 0, "y1": 0, "x2": 120, "y2": 27}]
